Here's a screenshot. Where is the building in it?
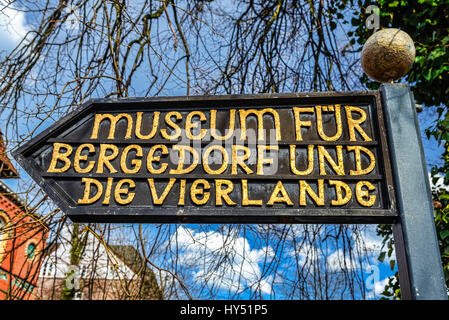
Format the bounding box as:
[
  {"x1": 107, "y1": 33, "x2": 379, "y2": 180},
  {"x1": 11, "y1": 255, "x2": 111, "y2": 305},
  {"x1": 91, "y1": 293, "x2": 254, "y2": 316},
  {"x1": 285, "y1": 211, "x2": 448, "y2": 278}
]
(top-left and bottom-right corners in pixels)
[
  {"x1": 0, "y1": 131, "x2": 18, "y2": 179},
  {"x1": 36, "y1": 225, "x2": 162, "y2": 300},
  {"x1": 0, "y1": 131, "x2": 160, "y2": 300},
  {"x1": 0, "y1": 131, "x2": 48, "y2": 299}
]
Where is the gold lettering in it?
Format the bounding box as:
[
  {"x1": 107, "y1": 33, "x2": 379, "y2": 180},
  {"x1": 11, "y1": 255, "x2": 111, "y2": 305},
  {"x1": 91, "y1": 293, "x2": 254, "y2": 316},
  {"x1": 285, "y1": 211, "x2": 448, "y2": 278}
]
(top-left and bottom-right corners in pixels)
[
  {"x1": 347, "y1": 146, "x2": 376, "y2": 175},
  {"x1": 74, "y1": 144, "x2": 95, "y2": 173},
  {"x1": 102, "y1": 177, "x2": 114, "y2": 205},
  {"x1": 215, "y1": 179, "x2": 236, "y2": 206},
  {"x1": 239, "y1": 108, "x2": 281, "y2": 141},
  {"x1": 47, "y1": 143, "x2": 73, "y2": 173},
  {"x1": 147, "y1": 144, "x2": 169, "y2": 174},
  {"x1": 257, "y1": 145, "x2": 279, "y2": 175},
  {"x1": 179, "y1": 179, "x2": 186, "y2": 205},
  {"x1": 78, "y1": 178, "x2": 103, "y2": 204},
  {"x1": 97, "y1": 144, "x2": 119, "y2": 173},
  {"x1": 203, "y1": 145, "x2": 229, "y2": 175},
  {"x1": 148, "y1": 178, "x2": 176, "y2": 205},
  {"x1": 345, "y1": 106, "x2": 372, "y2": 142},
  {"x1": 293, "y1": 107, "x2": 314, "y2": 141},
  {"x1": 210, "y1": 110, "x2": 236, "y2": 140},
  {"x1": 169, "y1": 145, "x2": 199, "y2": 174},
  {"x1": 355, "y1": 181, "x2": 376, "y2": 207},
  {"x1": 329, "y1": 180, "x2": 352, "y2": 206},
  {"x1": 299, "y1": 180, "x2": 324, "y2": 206},
  {"x1": 241, "y1": 179, "x2": 263, "y2": 206},
  {"x1": 160, "y1": 111, "x2": 182, "y2": 140},
  {"x1": 318, "y1": 145, "x2": 344, "y2": 175},
  {"x1": 191, "y1": 179, "x2": 210, "y2": 205},
  {"x1": 114, "y1": 179, "x2": 135, "y2": 205},
  {"x1": 135, "y1": 112, "x2": 159, "y2": 139},
  {"x1": 186, "y1": 111, "x2": 207, "y2": 140},
  {"x1": 91, "y1": 113, "x2": 133, "y2": 139},
  {"x1": 120, "y1": 144, "x2": 142, "y2": 174},
  {"x1": 267, "y1": 181, "x2": 294, "y2": 206},
  {"x1": 231, "y1": 145, "x2": 253, "y2": 175},
  {"x1": 316, "y1": 105, "x2": 343, "y2": 141},
  {"x1": 289, "y1": 145, "x2": 314, "y2": 175}
]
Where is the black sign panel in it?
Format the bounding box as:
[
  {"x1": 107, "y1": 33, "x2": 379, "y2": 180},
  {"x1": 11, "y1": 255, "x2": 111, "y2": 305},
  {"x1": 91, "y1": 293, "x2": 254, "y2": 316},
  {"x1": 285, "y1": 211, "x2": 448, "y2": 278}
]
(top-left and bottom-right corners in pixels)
[{"x1": 13, "y1": 92, "x2": 397, "y2": 223}]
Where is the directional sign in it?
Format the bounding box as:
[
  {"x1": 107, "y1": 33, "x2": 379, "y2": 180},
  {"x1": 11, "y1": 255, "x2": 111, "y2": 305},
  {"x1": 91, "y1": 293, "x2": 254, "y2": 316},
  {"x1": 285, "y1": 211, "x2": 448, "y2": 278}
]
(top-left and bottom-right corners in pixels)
[{"x1": 13, "y1": 92, "x2": 397, "y2": 223}]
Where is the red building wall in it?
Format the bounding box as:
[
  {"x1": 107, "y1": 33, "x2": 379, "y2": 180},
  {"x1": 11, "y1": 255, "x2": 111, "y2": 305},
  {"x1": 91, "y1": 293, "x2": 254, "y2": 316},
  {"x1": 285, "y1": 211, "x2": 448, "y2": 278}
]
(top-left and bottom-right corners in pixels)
[{"x1": 0, "y1": 185, "x2": 48, "y2": 300}]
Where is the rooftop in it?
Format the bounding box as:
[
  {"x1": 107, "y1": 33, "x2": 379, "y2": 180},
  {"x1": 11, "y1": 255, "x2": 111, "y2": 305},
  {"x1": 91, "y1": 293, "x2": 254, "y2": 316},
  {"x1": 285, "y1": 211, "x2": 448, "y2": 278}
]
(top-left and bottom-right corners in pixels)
[{"x1": 0, "y1": 131, "x2": 18, "y2": 178}]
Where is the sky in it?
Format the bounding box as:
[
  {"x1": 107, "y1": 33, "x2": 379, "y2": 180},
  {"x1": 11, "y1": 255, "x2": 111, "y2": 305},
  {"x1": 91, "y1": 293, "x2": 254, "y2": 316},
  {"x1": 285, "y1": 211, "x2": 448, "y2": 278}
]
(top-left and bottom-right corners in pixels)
[
  {"x1": 0, "y1": 2, "x2": 445, "y2": 300},
  {"x1": 0, "y1": 2, "x2": 27, "y2": 51}
]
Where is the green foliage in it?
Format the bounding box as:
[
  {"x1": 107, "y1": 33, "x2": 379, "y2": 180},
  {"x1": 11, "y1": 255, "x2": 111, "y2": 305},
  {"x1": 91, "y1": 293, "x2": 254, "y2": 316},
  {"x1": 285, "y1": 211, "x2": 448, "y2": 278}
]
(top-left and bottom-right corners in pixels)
[
  {"x1": 435, "y1": 193, "x2": 449, "y2": 284},
  {"x1": 349, "y1": 0, "x2": 449, "y2": 299},
  {"x1": 351, "y1": 0, "x2": 449, "y2": 106},
  {"x1": 376, "y1": 224, "x2": 401, "y2": 299},
  {"x1": 379, "y1": 272, "x2": 401, "y2": 300}
]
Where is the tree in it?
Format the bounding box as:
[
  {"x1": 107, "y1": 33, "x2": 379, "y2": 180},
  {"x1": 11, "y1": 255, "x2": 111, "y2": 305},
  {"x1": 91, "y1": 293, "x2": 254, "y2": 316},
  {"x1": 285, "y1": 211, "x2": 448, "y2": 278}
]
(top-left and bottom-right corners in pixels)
[
  {"x1": 350, "y1": 0, "x2": 449, "y2": 299},
  {"x1": 60, "y1": 223, "x2": 89, "y2": 300},
  {"x1": 0, "y1": 0, "x2": 390, "y2": 300}
]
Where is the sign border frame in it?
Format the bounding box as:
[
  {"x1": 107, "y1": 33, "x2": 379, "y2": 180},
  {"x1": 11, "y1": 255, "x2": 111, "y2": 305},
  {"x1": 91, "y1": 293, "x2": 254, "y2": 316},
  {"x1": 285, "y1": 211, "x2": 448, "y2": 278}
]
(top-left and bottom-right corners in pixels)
[{"x1": 13, "y1": 91, "x2": 398, "y2": 224}]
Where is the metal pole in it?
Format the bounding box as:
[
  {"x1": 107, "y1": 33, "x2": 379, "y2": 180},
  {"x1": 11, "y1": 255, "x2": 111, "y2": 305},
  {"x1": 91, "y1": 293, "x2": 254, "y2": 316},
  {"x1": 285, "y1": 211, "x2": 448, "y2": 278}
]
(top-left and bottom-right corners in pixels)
[{"x1": 380, "y1": 83, "x2": 447, "y2": 300}]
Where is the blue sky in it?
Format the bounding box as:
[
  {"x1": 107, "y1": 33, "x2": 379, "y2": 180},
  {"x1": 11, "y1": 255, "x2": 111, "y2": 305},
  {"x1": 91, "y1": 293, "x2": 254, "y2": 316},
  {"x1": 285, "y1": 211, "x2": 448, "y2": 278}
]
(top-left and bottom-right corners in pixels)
[{"x1": 0, "y1": 1, "x2": 445, "y2": 300}]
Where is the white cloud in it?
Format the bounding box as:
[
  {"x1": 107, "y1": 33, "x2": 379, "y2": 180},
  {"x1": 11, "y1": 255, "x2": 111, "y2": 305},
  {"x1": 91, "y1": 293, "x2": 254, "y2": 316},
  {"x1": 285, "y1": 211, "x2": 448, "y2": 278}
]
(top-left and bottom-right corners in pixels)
[
  {"x1": 0, "y1": 2, "x2": 28, "y2": 48},
  {"x1": 326, "y1": 249, "x2": 358, "y2": 272},
  {"x1": 366, "y1": 276, "x2": 390, "y2": 299},
  {"x1": 373, "y1": 277, "x2": 390, "y2": 294},
  {"x1": 165, "y1": 226, "x2": 274, "y2": 295},
  {"x1": 362, "y1": 235, "x2": 382, "y2": 255},
  {"x1": 353, "y1": 226, "x2": 383, "y2": 258},
  {"x1": 429, "y1": 172, "x2": 449, "y2": 193},
  {"x1": 285, "y1": 225, "x2": 384, "y2": 271},
  {"x1": 287, "y1": 242, "x2": 320, "y2": 268}
]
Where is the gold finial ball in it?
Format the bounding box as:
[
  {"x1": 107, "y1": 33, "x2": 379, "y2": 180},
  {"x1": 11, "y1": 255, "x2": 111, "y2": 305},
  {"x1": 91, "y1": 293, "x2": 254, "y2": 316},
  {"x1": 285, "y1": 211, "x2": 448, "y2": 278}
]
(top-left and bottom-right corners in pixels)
[{"x1": 361, "y1": 28, "x2": 415, "y2": 82}]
